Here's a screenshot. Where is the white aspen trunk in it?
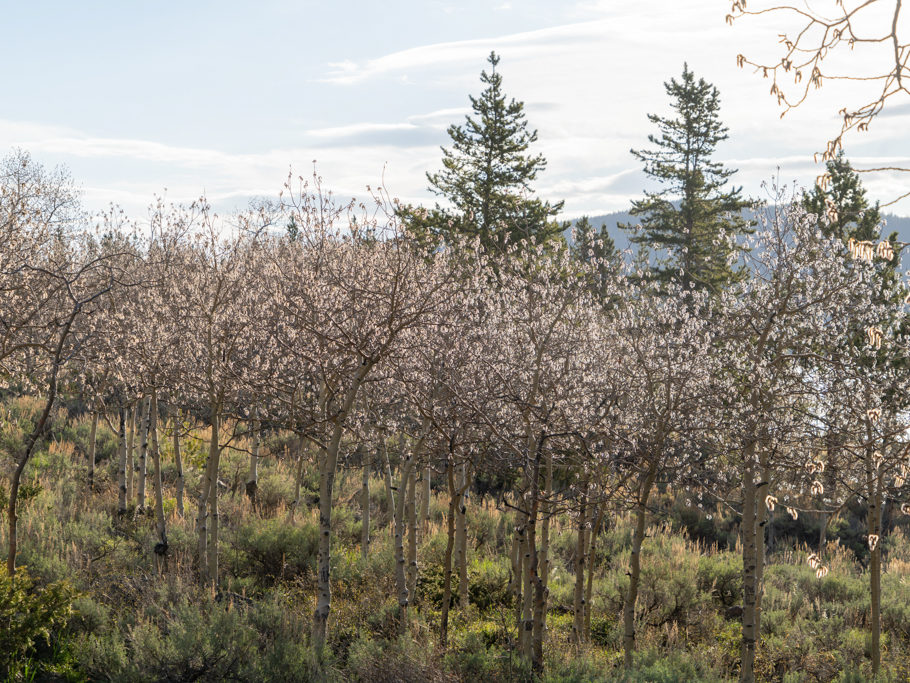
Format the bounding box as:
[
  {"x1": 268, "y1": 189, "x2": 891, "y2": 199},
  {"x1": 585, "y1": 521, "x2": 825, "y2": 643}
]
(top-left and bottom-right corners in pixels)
[
  {"x1": 623, "y1": 466, "x2": 656, "y2": 669},
  {"x1": 361, "y1": 445, "x2": 371, "y2": 559},
  {"x1": 195, "y1": 407, "x2": 220, "y2": 580},
  {"x1": 172, "y1": 410, "x2": 184, "y2": 517},
  {"x1": 87, "y1": 405, "x2": 99, "y2": 492},
  {"x1": 509, "y1": 513, "x2": 525, "y2": 622},
  {"x1": 755, "y1": 458, "x2": 771, "y2": 622},
  {"x1": 537, "y1": 451, "x2": 553, "y2": 651},
  {"x1": 137, "y1": 396, "x2": 150, "y2": 511},
  {"x1": 194, "y1": 469, "x2": 210, "y2": 577},
  {"x1": 584, "y1": 504, "x2": 605, "y2": 642},
  {"x1": 572, "y1": 484, "x2": 588, "y2": 644},
  {"x1": 205, "y1": 408, "x2": 223, "y2": 584},
  {"x1": 818, "y1": 511, "x2": 828, "y2": 558},
  {"x1": 520, "y1": 447, "x2": 544, "y2": 669},
  {"x1": 440, "y1": 454, "x2": 458, "y2": 648},
  {"x1": 530, "y1": 455, "x2": 549, "y2": 670},
  {"x1": 740, "y1": 443, "x2": 759, "y2": 683},
  {"x1": 520, "y1": 502, "x2": 534, "y2": 658},
  {"x1": 312, "y1": 366, "x2": 371, "y2": 648},
  {"x1": 455, "y1": 462, "x2": 469, "y2": 607},
  {"x1": 517, "y1": 440, "x2": 538, "y2": 661},
  {"x1": 313, "y1": 434, "x2": 339, "y2": 646},
  {"x1": 126, "y1": 401, "x2": 137, "y2": 504},
  {"x1": 381, "y1": 439, "x2": 395, "y2": 538},
  {"x1": 515, "y1": 392, "x2": 541, "y2": 658},
  {"x1": 394, "y1": 453, "x2": 415, "y2": 635},
  {"x1": 207, "y1": 453, "x2": 220, "y2": 583},
  {"x1": 117, "y1": 403, "x2": 128, "y2": 514},
  {"x1": 406, "y1": 465, "x2": 419, "y2": 603},
  {"x1": 7, "y1": 378, "x2": 60, "y2": 575},
  {"x1": 421, "y1": 464, "x2": 431, "y2": 525},
  {"x1": 149, "y1": 390, "x2": 168, "y2": 563},
  {"x1": 867, "y1": 442, "x2": 883, "y2": 677},
  {"x1": 819, "y1": 431, "x2": 838, "y2": 559},
  {"x1": 246, "y1": 414, "x2": 260, "y2": 502}
]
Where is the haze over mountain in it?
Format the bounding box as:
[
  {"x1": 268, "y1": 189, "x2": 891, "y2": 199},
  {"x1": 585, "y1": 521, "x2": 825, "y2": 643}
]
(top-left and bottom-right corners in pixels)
[{"x1": 566, "y1": 210, "x2": 910, "y2": 256}]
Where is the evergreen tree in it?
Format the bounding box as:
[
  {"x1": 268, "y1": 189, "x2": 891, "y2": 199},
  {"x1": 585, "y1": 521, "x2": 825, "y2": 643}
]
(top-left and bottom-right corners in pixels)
[
  {"x1": 801, "y1": 150, "x2": 881, "y2": 242},
  {"x1": 623, "y1": 64, "x2": 750, "y2": 292},
  {"x1": 804, "y1": 152, "x2": 908, "y2": 399},
  {"x1": 572, "y1": 216, "x2": 618, "y2": 298},
  {"x1": 404, "y1": 52, "x2": 563, "y2": 255}
]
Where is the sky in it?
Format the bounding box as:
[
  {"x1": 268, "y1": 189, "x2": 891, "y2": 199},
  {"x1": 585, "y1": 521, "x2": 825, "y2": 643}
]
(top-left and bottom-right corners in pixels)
[{"x1": 1, "y1": 0, "x2": 908, "y2": 221}]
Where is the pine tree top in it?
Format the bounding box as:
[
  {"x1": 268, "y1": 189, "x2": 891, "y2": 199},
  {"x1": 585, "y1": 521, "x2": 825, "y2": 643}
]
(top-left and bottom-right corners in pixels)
[
  {"x1": 415, "y1": 51, "x2": 562, "y2": 255},
  {"x1": 623, "y1": 64, "x2": 751, "y2": 294}
]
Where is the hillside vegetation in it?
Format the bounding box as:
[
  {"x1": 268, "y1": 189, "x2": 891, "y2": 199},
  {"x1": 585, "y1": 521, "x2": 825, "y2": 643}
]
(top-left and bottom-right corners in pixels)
[{"x1": 5, "y1": 401, "x2": 910, "y2": 682}]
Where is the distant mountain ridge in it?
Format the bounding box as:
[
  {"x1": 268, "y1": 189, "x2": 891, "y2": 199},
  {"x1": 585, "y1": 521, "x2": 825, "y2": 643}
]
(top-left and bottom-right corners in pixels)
[{"x1": 564, "y1": 210, "x2": 910, "y2": 255}]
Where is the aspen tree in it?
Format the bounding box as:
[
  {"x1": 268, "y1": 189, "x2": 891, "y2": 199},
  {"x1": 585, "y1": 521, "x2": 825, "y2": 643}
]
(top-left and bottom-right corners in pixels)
[
  {"x1": 455, "y1": 462, "x2": 469, "y2": 608},
  {"x1": 406, "y1": 464, "x2": 419, "y2": 603},
  {"x1": 172, "y1": 409, "x2": 184, "y2": 517},
  {"x1": 149, "y1": 389, "x2": 168, "y2": 567},
  {"x1": 584, "y1": 504, "x2": 606, "y2": 642},
  {"x1": 360, "y1": 443, "x2": 372, "y2": 559},
  {"x1": 571, "y1": 481, "x2": 588, "y2": 644},
  {"x1": 288, "y1": 447, "x2": 304, "y2": 521},
  {"x1": 420, "y1": 465, "x2": 431, "y2": 526},
  {"x1": 711, "y1": 197, "x2": 887, "y2": 682},
  {"x1": 126, "y1": 401, "x2": 137, "y2": 503},
  {"x1": 440, "y1": 452, "x2": 459, "y2": 648},
  {"x1": 266, "y1": 173, "x2": 454, "y2": 647},
  {"x1": 117, "y1": 403, "x2": 128, "y2": 515},
  {"x1": 1, "y1": 152, "x2": 130, "y2": 573},
  {"x1": 246, "y1": 412, "x2": 260, "y2": 503},
  {"x1": 136, "y1": 395, "x2": 150, "y2": 511},
  {"x1": 393, "y1": 450, "x2": 415, "y2": 635},
  {"x1": 87, "y1": 400, "x2": 99, "y2": 491}
]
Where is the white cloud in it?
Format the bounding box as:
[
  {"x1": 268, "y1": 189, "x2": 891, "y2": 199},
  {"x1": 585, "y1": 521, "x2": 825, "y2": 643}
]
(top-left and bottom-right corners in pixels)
[
  {"x1": 26, "y1": 136, "x2": 237, "y2": 167},
  {"x1": 306, "y1": 122, "x2": 418, "y2": 139},
  {"x1": 302, "y1": 108, "x2": 470, "y2": 141},
  {"x1": 406, "y1": 107, "x2": 470, "y2": 126},
  {"x1": 320, "y1": 20, "x2": 610, "y2": 84}
]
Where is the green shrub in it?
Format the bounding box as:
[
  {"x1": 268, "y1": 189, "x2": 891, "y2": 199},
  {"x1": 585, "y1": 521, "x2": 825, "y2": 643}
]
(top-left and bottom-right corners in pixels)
[
  {"x1": 416, "y1": 562, "x2": 453, "y2": 610},
  {"x1": 589, "y1": 616, "x2": 618, "y2": 648},
  {"x1": 257, "y1": 471, "x2": 296, "y2": 514},
  {"x1": 443, "y1": 631, "x2": 533, "y2": 683},
  {"x1": 246, "y1": 592, "x2": 335, "y2": 681},
  {"x1": 104, "y1": 597, "x2": 257, "y2": 682},
  {"x1": 468, "y1": 558, "x2": 510, "y2": 612},
  {"x1": 697, "y1": 553, "x2": 741, "y2": 608},
  {"x1": 624, "y1": 648, "x2": 723, "y2": 682},
  {"x1": 0, "y1": 565, "x2": 77, "y2": 678},
  {"x1": 231, "y1": 517, "x2": 319, "y2": 583}
]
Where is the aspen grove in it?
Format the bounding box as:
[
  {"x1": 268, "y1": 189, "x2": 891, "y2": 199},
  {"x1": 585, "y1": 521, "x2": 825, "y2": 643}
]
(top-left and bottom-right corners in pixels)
[{"x1": 3, "y1": 140, "x2": 910, "y2": 682}]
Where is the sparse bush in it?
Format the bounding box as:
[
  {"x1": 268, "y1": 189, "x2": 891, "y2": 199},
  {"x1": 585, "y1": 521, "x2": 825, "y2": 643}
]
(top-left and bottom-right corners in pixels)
[{"x1": 348, "y1": 635, "x2": 450, "y2": 683}]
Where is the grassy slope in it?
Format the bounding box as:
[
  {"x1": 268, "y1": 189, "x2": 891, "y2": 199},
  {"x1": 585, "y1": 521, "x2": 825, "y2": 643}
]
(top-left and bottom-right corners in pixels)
[{"x1": 3, "y1": 398, "x2": 910, "y2": 682}]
